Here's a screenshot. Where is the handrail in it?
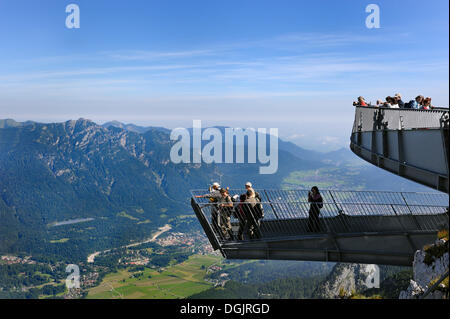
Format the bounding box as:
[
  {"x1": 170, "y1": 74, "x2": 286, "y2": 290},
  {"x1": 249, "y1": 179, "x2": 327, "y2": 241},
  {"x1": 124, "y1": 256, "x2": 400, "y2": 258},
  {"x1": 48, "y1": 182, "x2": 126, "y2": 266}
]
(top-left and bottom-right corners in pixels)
[
  {"x1": 191, "y1": 188, "x2": 448, "y2": 196},
  {"x1": 191, "y1": 189, "x2": 449, "y2": 207},
  {"x1": 196, "y1": 201, "x2": 448, "y2": 209},
  {"x1": 192, "y1": 197, "x2": 448, "y2": 244},
  {"x1": 360, "y1": 105, "x2": 449, "y2": 112}
]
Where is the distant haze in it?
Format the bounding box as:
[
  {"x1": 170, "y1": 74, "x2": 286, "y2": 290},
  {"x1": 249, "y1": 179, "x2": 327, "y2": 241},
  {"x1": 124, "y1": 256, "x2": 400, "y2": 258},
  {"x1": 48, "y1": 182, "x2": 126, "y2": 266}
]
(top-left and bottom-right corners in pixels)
[{"x1": 0, "y1": 1, "x2": 448, "y2": 151}]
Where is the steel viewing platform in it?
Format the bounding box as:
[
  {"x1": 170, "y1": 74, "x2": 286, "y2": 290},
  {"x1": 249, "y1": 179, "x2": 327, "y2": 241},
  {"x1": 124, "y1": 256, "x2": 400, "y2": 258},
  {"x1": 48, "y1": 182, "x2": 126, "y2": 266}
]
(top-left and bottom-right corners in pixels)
[
  {"x1": 350, "y1": 106, "x2": 449, "y2": 193},
  {"x1": 191, "y1": 189, "x2": 449, "y2": 266},
  {"x1": 191, "y1": 106, "x2": 449, "y2": 266}
]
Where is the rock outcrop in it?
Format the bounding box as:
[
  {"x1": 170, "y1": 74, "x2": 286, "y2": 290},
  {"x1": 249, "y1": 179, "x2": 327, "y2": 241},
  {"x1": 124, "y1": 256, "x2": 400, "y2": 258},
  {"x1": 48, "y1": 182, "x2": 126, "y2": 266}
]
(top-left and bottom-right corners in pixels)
[
  {"x1": 399, "y1": 237, "x2": 449, "y2": 299},
  {"x1": 313, "y1": 263, "x2": 379, "y2": 298}
]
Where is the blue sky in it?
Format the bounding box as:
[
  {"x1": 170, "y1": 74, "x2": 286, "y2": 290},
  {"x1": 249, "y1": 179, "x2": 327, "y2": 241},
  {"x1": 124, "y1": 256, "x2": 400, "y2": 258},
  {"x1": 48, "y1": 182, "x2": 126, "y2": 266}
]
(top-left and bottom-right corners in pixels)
[{"x1": 0, "y1": 0, "x2": 448, "y2": 151}]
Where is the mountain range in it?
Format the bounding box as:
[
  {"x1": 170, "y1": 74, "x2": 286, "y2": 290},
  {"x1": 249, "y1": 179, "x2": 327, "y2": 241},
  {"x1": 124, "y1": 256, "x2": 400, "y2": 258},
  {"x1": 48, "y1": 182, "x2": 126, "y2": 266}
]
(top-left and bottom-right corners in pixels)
[{"x1": 0, "y1": 118, "x2": 431, "y2": 260}]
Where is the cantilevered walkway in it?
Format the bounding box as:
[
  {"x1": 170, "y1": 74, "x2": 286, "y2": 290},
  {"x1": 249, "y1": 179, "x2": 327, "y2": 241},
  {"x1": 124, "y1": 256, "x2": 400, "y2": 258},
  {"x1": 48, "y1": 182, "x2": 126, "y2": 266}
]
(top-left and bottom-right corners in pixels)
[
  {"x1": 350, "y1": 106, "x2": 449, "y2": 193},
  {"x1": 191, "y1": 106, "x2": 449, "y2": 266},
  {"x1": 191, "y1": 190, "x2": 448, "y2": 266}
]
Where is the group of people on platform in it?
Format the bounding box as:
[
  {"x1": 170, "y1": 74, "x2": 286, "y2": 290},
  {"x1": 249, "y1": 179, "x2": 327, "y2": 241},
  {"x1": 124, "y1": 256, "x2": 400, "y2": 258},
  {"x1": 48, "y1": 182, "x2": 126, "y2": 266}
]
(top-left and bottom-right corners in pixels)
[
  {"x1": 195, "y1": 183, "x2": 324, "y2": 241},
  {"x1": 353, "y1": 93, "x2": 435, "y2": 110}
]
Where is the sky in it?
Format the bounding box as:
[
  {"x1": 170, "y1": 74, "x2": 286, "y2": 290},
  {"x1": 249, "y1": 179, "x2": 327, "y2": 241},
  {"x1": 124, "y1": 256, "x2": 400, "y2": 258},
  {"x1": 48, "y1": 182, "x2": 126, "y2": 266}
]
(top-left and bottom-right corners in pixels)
[{"x1": 0, "y1": 0, "x2": 448, "y2": 151}]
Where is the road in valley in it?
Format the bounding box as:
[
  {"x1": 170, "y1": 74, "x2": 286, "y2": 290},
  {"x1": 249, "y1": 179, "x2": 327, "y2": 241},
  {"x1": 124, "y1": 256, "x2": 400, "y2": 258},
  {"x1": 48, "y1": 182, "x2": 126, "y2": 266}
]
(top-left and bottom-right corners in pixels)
[{"x1": 87, "y1": 224, "x2": 172, "y2": 263}]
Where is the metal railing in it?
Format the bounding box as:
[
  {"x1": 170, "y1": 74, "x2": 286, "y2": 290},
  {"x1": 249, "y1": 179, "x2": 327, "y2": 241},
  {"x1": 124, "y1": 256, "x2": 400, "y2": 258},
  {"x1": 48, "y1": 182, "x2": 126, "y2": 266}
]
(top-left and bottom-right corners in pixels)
[
  {"x1": 352, "y1": 106, "x2": 449, "y2": 133},
  {"x1": 191, "y1": 189, "x2": 449, "y2": 244},
  {"x1": 191, "y1": 189, "x2": 449, "y2": 206}
]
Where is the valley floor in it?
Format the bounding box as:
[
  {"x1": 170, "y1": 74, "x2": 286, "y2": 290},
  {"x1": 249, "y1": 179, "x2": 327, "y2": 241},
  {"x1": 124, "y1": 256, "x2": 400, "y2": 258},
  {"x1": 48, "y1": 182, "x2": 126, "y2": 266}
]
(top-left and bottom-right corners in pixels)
[
  {"x1": 87, "y1": 224, "x2": 172, "y2": 263},
  {"x1": 87, "y1": 254, "x2": 222, "y2": 299}
]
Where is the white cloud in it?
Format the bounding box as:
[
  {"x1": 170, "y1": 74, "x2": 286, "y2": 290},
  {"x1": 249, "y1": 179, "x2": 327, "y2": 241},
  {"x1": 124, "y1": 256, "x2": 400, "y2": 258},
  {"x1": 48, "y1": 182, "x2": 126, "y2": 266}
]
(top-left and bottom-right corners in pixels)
[{"x1": 320, "y1": 136, "x2": 340, "y2": 145}]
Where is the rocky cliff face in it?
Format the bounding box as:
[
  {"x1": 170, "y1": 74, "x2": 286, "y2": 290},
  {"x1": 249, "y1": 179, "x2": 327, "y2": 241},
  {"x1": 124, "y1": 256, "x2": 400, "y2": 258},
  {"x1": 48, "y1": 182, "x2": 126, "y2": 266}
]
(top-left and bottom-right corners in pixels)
[
  {"x1": 313, "y1": 262, "x2": 414, "y2": 299},
  {"x1": 313, "y1": 263, "x2": 378, "y2": 298},
  {"x1": 400, "y1": 237, "x2": 449, "y2": 299}
]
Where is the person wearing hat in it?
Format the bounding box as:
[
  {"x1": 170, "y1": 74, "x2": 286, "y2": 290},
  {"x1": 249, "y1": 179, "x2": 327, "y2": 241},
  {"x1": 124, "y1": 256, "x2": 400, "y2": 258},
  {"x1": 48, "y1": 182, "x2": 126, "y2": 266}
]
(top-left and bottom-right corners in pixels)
[
  {"x1": 244, "y1": 181, "x2": 259, "y2": 202},
  {"x1": 195, "y1": 182, "x2": 221, "y2": 199},
  {"x1": 195, "y1": 183, "x2": 222, "y2": 237},
  {"x1": 245, "y1": 181, "x2": 262, "y2": 203},
  {"x1": 242, "y1": 182, "x2": 263, "y2": 238}
]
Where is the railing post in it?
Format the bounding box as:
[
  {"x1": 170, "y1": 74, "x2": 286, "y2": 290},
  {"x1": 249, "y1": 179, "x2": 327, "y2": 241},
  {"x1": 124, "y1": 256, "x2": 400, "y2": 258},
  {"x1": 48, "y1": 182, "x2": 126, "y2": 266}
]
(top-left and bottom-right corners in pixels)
[
  {"x1": 190, "y1": 198, "x2": 223, "y2": 253},
  {"x1": 440, "y1": 112, "x2": 449, "y2": 191},
  {"x1": 390, "y1": 204, "x2": 418, "y2": 253},
  {"x1": 400, "y1": 192, "x2": 422, "y2": 231},
  {"x1": 328, "y1": 191, "x2": 350, "y2": 232},
  {"x1": 328, "y1": 190, "x2": 342, "y2": 214}
]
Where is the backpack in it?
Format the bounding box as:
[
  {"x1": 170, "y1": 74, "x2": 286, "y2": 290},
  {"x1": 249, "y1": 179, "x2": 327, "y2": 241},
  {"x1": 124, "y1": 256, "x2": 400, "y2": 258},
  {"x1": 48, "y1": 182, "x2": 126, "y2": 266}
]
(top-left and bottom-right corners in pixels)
[
  {"x1": 254, "y1": 203, "x2": 264, "y2": 219},
  {"x1": 254, "y1": 192, "x2": 264, "y2": 219}
]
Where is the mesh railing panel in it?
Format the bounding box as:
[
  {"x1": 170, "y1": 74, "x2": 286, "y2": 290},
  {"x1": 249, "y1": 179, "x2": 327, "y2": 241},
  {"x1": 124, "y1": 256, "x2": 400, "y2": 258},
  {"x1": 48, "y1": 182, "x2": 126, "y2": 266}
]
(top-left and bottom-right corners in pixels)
[
  {"x1": 195, "y1": 202, "x2": 448, "y2": 242},
  {"x1": 191, "y1": 189, "x2": 448, "y2": 206},
  {"x1": 192, "y1": 189, "x2": 449, "y2": 243},
  {"x1": 352, "y1": 106, "x2": 448, "y2": 133}
]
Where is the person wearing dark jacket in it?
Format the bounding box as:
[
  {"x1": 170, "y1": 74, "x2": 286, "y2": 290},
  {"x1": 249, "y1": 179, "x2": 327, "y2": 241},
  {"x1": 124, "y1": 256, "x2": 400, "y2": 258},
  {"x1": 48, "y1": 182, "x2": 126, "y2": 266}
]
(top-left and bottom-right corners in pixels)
[
  {"x1": 395, "y1": 93, "x2": 405, "y2": 108},
  {"x1": 235, "y1": 189, "x2": 262, "y2": 239},
  {"x1": 244, "y1": 182, "x2": 264, "y2": 222},
  {"x1": 307, "y1": 186, "x2": 323, "y2": 232},
  {"x1": 235, "y1": 194, "x2": 250, "y2": 240}
]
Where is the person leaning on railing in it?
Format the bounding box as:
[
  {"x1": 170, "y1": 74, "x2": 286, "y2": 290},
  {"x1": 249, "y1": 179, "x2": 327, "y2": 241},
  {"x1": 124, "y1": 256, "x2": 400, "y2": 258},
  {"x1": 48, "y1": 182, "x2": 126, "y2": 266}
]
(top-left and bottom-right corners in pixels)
[
  {"x1": 404, "y1": 95, "x2": 424, "y2": 109},
  {"x1": 195, "y1": 182, "x2": 222, "y2": 237},
  {"x1": 422, "y1": 97, "x2": 433, "y2": 110},
  {"x1": 195, "y1": 182, "x2": 222, "y2": 201},
  {"x1": 363, "y1": 94, "x2": 441, "y2": 110},
  {"x1": 353, "y1": 96, "x2": 368, "y2": 107}
]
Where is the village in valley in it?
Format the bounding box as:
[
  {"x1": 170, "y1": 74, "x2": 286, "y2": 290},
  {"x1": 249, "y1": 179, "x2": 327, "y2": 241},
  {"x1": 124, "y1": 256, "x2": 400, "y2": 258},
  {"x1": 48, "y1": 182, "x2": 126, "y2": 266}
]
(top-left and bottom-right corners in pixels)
[{"x1": 0, "y1": 228, "x2": 234, "y2": 299}]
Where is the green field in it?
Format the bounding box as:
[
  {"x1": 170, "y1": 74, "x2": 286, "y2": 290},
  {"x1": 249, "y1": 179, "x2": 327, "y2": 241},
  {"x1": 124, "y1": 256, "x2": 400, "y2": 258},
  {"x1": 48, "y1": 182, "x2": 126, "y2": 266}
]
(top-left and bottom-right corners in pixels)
[
  {"x1": 87, "y1": 254, "x2": 222, "y2": 299},
  {"x1": 282, "y1": 167, "x2": 365, "y2": 190},
  {"x1": 116, "y1": 211, "x2": 139, "y2": 221},
  {"x1": 49, "y1": 238, "x2": 70, "y2": 243}
]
